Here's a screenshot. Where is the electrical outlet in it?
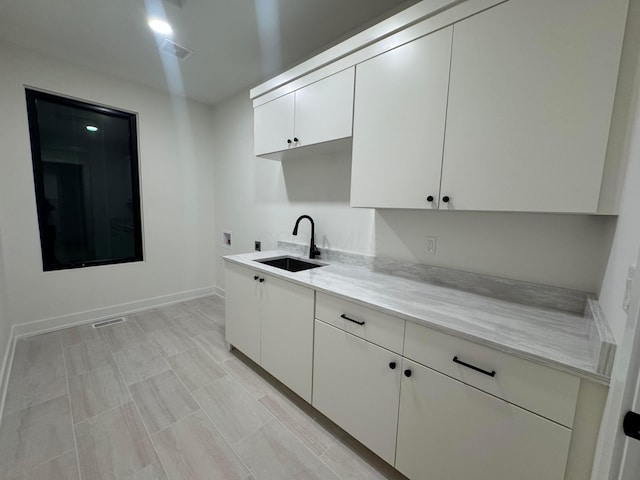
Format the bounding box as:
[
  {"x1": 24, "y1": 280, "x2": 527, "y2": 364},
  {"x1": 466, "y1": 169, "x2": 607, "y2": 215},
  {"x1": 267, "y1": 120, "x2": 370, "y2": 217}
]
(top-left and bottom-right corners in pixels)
[
  {"x1": 425, "y1": 236, "x2": 437, "y2": 255},
  {"x1": 222, "y1": 231, "x2": 232, "y2": 250},
  {"x1": 255, "y1": 241, "x2": 261, "y2": 252},
  {"x1": 623, "y1": 264, "x2": 636, "y2": 312}
]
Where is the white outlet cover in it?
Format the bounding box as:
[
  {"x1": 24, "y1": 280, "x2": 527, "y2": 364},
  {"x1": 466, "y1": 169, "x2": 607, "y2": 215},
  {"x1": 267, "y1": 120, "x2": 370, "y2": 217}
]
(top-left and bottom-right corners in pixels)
[
  {"x1": 623, "y1": 264, "x2": 636, "y2": 312},
  {"x1": 425, "y1": 236, "x2": 437, "y2": 255},
  {"x1": 222, "y1": 231, "x2": 232, "y2": 250}
]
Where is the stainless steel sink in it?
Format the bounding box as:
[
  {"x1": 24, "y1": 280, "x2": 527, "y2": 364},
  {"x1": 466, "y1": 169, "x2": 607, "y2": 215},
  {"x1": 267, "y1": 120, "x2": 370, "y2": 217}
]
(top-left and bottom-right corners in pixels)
[{"x1": 256, "y1": 256, "x2": 325, "y2": 272}]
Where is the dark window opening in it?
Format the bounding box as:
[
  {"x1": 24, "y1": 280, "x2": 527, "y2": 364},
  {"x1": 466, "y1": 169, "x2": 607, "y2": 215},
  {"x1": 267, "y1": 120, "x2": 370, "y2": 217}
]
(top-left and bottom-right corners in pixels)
[{"x1": 25, "y1": 89, "x2": 143, "y2": 271}]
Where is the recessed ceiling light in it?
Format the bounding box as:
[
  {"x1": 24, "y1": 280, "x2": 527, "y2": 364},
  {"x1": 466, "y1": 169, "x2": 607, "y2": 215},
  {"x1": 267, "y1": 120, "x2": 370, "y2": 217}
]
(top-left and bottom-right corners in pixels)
[
  {"x1": 86, "y1": 125, "x2": 98, "y2": 132},
  {"x1": 148, "y1": 18, "x2": 173, "y2": 35}
]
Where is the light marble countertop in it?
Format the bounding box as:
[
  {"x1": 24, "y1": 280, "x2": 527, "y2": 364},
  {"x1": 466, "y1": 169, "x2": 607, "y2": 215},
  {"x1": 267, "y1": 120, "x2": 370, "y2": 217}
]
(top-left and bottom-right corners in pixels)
[{"x1": 224, "y1": 250, "x2": 609, "y2": 384}]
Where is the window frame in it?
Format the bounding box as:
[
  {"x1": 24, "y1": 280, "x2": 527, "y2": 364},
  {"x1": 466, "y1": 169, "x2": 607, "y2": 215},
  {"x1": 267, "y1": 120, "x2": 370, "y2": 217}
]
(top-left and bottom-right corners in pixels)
[{"x1": 25, "y1": 88, "x2": 144, "y2": 271}]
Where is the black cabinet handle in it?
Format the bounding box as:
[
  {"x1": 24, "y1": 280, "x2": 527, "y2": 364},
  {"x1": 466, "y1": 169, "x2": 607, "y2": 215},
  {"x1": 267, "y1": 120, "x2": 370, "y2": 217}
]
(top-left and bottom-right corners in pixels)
[
  {"x1": 452, "y1": 356, "x2": 496, "y2": 377},
  {"x1": 389, "y1": 361, "x2": 397, "y2": 370},
  {"x1": 404, "y1": 369, "x2": 412, "y2": 377},
  {"x1": 294, "y1": 137, "x2": 299, "y2": 142},
  {"x1": 287, "y1": 139, "x2": 292, "y2": 144},
  {"x1": 623, "y1": 411, "x2": 640, "y2": 441},
  {"x1": 442, "y1": 196, "x2": 450, "y2": 203},
  {"x1": 254, "y1": 275, "x2": 259, "y2": 280},
  {"x1": 340, "y1": 314, "x2": 365, "y2": 326},
  {"x1": 259, "y1": 278, "x2": 265, "y2": 283},
  {"x1": 427, "y1": 195, "x2": 434, "y2": 202}
]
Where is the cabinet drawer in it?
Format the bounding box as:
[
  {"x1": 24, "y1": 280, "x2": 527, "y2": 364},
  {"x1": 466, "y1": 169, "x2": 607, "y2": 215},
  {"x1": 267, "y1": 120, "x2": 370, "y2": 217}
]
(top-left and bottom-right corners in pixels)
[
  {"x1": 315, "y1": 293, "x2": 405, "y2": 354},
  {"x1": 404, "y1": 322, "x2": 579, "y2": 427}
]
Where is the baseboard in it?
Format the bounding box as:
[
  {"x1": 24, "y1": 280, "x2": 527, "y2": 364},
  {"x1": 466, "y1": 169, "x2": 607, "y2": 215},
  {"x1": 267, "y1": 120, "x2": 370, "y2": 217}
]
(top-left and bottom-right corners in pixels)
[
  {"x1": 0, "y1": 286, "x2": 216, "y2": 421},
  {"x1": 13, "y1": 286, "x2": 216, "y2": 338},
  {"x1": 0, "y1": 326, "x2": 17, "y2": 422},
  {"x1": 214, "y1": 286, "x2": 225, "y2": 299}
]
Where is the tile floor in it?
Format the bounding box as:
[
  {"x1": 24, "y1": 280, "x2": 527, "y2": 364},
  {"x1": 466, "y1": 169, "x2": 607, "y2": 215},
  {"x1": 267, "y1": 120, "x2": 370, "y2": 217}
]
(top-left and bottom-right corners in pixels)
[{"x1": 0, "y1": 296, "x2": 408, "y2": 480}]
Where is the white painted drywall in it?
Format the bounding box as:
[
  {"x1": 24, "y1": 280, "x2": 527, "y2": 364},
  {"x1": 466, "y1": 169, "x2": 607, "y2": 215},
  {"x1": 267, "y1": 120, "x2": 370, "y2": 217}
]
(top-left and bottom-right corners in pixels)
[
  {"x1": 599, "y1": 128, "x2": 640, "y2": 343},
  {"x1": 212, "y1": 91, "x2": 613, "y2": 292},
  {"x1": 0, "y1": 42, "x2": 217, "y2": 329},
  {"x1": 0, "y1": 226, "x2": 10, "y2": 376},
  {"x1": 590, "y1": 3, "x2": 640, "y2": 478},
  {"x1": 211, "y1": 90, "x2": 375, "y2": 287},
  {"x1": 598, "y1": 0, "x2": 640, "y2": 344},
  {"x1": 374, "y1": 210, "x2": 612, "y2": 291}
]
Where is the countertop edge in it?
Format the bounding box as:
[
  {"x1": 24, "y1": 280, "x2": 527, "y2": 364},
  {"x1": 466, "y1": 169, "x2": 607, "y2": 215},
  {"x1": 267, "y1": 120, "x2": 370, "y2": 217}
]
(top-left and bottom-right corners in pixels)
[{"x1": 223, "y1": 253, "x2": 610, "y2": 385}]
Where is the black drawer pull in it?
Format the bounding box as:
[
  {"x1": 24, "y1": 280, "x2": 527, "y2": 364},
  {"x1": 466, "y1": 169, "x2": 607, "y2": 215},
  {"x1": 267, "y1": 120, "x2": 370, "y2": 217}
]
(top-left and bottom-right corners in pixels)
[
  {"x1": 340, "y1": 314, "x2": 365, "y2": 326},
  {"x1": 453, "y1": 356, "x2": 496, "y2": 377}
]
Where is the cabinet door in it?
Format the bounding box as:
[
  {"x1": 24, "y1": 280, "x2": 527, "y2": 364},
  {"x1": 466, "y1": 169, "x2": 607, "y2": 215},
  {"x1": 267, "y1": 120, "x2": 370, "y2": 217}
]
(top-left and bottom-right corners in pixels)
[
  {"x1": 312, "y1": 320, "x2": 401, "y2": 464},
  {"x1": 395, "y1": 359, "x2": 572, "y2": 480},
  {"x1": 224, "y1": 263, "x2": 261, "y2": 363},
  {"x1": 441, "y1": 0, "x2": 627, "y2": 212},
  {"x1": 351, "y1": 27, "x2": 452, "y2": 209},
  {"x1": 294, "y1": 68, "x2": 354, "y2": 148},
  {"x1": 260, "y1": 274, "x2": 315, "y2": 402},
  {"x1": 254, "y1": 93, "x2": 295, "y2": 156}
]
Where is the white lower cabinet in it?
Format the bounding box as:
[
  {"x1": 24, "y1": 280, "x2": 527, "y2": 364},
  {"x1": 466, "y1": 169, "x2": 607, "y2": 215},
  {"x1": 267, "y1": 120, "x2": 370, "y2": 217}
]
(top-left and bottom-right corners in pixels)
[
  {"x1": 224, "y1": 262, "x2": 314, "y2": 402},
  {"x1": 395, "y1": 358, "x2": 572, "y2": 480},
  {"x1": 312, "y1": 320, "x2": 401, "y2": 464},
  {"x1": 226, "y1": 267, "x2": 592, "y2": 479},
  {"x1": 225, "y1": 262, "x2": 261, "y2": 364},
  {"x1": 260, "y1": 272, "x2": 314, "y2": 402}
]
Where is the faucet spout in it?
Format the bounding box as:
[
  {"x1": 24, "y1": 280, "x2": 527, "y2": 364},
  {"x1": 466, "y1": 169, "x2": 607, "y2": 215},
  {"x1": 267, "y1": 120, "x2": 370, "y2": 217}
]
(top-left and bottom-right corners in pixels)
[{"x1": 292, "y1": 215, "x2": 321, "y2": 259}]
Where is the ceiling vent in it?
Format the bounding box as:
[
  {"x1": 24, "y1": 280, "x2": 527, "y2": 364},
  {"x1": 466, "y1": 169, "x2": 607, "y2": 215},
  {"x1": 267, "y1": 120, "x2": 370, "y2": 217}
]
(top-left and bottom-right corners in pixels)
[{"x1": 159, "y1": 39, "x2": 194, "y2": 60}]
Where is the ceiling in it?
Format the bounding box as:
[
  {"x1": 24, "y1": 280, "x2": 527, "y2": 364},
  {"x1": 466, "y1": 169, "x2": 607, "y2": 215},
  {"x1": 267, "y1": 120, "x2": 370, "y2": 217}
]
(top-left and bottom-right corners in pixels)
[{"x1": 0, "y1": 0, "x2": 419, "y2": 105}]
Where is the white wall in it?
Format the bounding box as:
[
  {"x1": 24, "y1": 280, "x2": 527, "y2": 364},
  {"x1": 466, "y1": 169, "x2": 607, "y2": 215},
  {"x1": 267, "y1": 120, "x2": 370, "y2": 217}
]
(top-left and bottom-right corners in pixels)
[
  {"x1": 590, "y1": 2, "x2": 640, "y2": 477},
  {"x1": 598, "y1": 0, "x2": 640, "y2": 343},
  {"x1": 212, "y1": 91, "x2": 613, "y2": 292},
  {"x1": 0, "y1": 42, "x2": 217, "y2": 330},
  {"x1": 0, "y1": 226, "x2": 10, "y2": 375},
  {"x1": 599, "y1": 128, "x2": 640, "y2": 342},
  {"x1": 212, "y1": 91, "x2": 374, "y2": 288}
]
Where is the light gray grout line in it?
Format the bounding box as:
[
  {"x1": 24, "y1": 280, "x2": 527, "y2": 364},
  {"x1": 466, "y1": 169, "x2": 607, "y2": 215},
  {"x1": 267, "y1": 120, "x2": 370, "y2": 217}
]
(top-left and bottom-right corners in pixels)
[
  {"x1": 216, "y1": 352, "x2": 353, "y2": 479},
  {"x1": 188, "y1": 367, "x2": 273, "y2": 447},
  {"x1": 108, "y1": 324, "x2": 170, "y2": 479},
  {"x1": 254, "y1": 372, "x2": 399, "y2": 478},
  {"x1": 221, "y1": 347, "x2": 405, "y2": 479},
  {"x1": 158, "y1": 339, "x2": 260, "y2": 479},
  {"x1": 125, "y1": 308, "x2": 258, "y2": 478},
  {"x1": 60, "y1": 333, "x2": 84, "y2": 480},
  {"x1": 148, "y1": 408, "x2": 202, "y2": 437},
  {"x1": 71, "y1": 398, "x2": 136, "y2": 427},
  {"x1": 12, "y1": 449, "x2": 78, "y2": 479}
]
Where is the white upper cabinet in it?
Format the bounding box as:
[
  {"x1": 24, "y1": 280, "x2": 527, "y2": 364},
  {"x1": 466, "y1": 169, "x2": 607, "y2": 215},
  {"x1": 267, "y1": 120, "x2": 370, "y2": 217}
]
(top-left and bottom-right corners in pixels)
[
  {"x1": 254, "y1": 94, "x2": 294, "y2": 157},
  {"x1": 254, "y1": 68, "x2": 354, "y2": 157},
  {"x1": 294, "y1": 68, "x2": 354, "y2": 148},
  {"x1": 351, "y1": 27, "x2": 452, "y2": 209},
  {"x1": 252, "y1": 0, "x2": 628, "y2": 212},
  {"x1": 440, "y1": 0, "x2": 628, "y2": 213}
]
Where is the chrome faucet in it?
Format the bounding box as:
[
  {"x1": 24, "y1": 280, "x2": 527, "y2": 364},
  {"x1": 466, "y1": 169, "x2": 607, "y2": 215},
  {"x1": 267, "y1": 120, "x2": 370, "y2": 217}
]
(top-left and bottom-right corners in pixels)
[{"x1": 292, "y1": 215, "x2": 321, "y2": 259}]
